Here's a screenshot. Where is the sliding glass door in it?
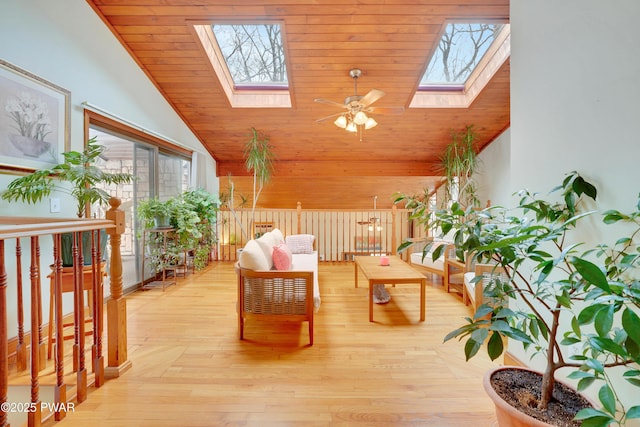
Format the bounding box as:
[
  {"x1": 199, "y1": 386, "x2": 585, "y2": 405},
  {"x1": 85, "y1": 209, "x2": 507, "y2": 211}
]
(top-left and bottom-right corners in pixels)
[{"x1": 89, "y1": 126, "x2": 191, "y2": 288}]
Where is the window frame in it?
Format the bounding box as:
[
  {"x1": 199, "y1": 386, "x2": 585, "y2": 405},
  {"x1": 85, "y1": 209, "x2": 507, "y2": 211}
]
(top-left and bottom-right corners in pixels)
[{"x1": 193, "y1": 22, "x2": 293, "y2": 108}]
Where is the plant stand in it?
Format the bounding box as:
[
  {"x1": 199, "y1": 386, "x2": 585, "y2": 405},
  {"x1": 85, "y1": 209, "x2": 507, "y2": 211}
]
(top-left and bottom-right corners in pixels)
[{"x1": 141, "y1": 228, "x2": 179, "y2": 291}]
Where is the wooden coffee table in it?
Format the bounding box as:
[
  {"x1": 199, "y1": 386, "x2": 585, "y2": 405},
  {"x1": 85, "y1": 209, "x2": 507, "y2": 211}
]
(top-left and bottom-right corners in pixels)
[{"x1": 354, "y1": 255, "x2": 427, "y2": 322}]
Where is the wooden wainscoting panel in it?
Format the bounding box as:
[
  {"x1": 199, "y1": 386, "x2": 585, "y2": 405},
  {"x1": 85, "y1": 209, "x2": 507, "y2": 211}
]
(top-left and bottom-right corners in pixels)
[{"x1": 223, "y1": 175, "x2": 443, "y2": 209}]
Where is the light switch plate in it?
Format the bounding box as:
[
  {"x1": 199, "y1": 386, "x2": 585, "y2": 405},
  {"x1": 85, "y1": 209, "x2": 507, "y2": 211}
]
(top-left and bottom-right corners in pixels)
[{"x1": 50, "y1": 198, "x2": 61, "y2": 213}]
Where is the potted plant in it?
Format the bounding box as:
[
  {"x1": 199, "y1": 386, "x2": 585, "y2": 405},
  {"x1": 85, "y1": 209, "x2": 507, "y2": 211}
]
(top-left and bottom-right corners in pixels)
[
  {"x1": 395, "y1": 124, "x2": 481, "y2": 264},
  {"x1": 403, "y1": 172, "x2": 640, "y2": 426},
  {"x1": 137, "y1": 197, "x2": 172, "y2": 229},
  {"x1": 1, "y1": 136, "x2": 134, "y2": 265},
  {"x1": 182, "y1": 188, "x2": 220, "y2": 269},
  {"x1": 226, "y1": 127, "x2": 275, "y2": 241},
  {"x1": 439, "y1": 124, "x2": 481, "y2": 210},
  {"x1": 138, "y1": 194, "x2": 205, "y2": 276}
]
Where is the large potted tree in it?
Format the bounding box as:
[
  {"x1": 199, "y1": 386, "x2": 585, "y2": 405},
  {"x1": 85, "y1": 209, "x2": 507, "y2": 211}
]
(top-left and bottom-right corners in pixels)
[
  {"x1": 225, "y1": 127, "x2": 275, "y2": 243},
  {"x1": 2, "y1": 136, "x2": 134, "y2": 265},
  {"x1": 439, "y1": 124, "x2": 481, "y2": 210},
  {"x1": 395, "y1": 125, "x2": 482, "y2": 280},
  {"x1": 404, "y1": 172, "x2": 640, "y2": 426}
]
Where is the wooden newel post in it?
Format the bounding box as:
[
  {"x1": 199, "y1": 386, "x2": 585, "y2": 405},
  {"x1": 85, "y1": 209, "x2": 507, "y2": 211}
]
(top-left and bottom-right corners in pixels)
[
  {"x1": 296, "y1": 202, "x2": 302, "y2": 234},
  {"x1": 105, "y1": 198, "x2": 132, "y2": 378}
]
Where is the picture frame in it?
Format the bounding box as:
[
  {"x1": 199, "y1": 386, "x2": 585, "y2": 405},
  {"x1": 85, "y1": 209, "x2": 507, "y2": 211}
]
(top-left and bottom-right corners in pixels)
[{"x1": 0, "y1": 59, "x2": 70, "y2": 172}]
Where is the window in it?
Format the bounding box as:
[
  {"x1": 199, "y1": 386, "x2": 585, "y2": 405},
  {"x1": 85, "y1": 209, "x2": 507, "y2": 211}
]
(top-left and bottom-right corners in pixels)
[
  {"x1": 410, "y1": 23, "x2": 510, "y2": 108},
  {"x1": 421, "y1": 23, "x2": 504, "y2": 88},
  {"x1": 212, "y1": 24, "x2": 288, "y2": 88},
  {"x1": 87, "y1": 111, "x2": 192, "y2": 289},
  {"x1": 194, "y1": 23, "x2": 292, "y2": 108}
]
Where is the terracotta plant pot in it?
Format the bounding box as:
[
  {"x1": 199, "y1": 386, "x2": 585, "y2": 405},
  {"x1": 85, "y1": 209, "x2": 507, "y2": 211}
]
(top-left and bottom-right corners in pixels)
[{"x1": 483, "y1": 366, "x2": 592, "y2": 427}]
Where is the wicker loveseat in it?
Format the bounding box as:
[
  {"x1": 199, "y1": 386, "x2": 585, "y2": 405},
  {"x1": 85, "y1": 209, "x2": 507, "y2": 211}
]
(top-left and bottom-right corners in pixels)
[{"x1": 236, "y1": 229, "x2": 320, "y2": 345}]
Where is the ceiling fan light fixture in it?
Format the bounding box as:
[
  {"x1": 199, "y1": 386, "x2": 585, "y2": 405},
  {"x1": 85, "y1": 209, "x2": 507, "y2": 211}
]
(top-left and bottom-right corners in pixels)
[
  {"x1": 315, "y1": 67, "x2": 403, "y2": 141},
  {"x1": 353, "y1": 111, "x2": 368, "y2": 125},
  {"x1": 334, "y1": 115, "x2": 347, "y2": 129},
  {"x1": 364, "y1": 117, "x2": 378, "y2": 130}
]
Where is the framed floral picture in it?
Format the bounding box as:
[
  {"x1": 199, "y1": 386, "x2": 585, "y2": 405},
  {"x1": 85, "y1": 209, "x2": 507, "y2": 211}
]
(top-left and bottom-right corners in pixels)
[{"x1": 0, "y1": 59, "x2": 70, "y2": 172}]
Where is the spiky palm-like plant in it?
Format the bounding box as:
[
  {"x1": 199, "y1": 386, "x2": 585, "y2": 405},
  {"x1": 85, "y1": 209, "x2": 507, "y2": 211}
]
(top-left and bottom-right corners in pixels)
[{"x1": 2, "y1": 136, "x2": 133, "y2": 218}]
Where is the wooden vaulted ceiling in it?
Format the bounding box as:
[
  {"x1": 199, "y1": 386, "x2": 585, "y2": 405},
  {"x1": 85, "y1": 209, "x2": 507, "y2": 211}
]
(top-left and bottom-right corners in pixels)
[{"x1": 86, "y1": 0, "x2": 510, "y2": 180}]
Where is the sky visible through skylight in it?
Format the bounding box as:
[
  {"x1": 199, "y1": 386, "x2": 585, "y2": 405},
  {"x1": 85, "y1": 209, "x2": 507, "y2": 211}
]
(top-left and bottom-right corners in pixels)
[
  {"x1": 421, "y1": 23, "x2": 504, "y2": 87},
  {"x1": 212, "y1": 24, "x2": 288, "y2": 87}
]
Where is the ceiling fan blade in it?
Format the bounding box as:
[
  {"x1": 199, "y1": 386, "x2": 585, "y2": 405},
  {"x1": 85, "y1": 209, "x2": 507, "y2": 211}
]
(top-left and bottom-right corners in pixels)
[
  {"x1": 359, "y1": 89, "x2": 386, "y2": 107},
  {"x1": 367, "y1": 106, "x2": 405, "y2": 115},
  {"x1": 316, "y1": 111, "x2": 346, "y2": 123},
  {"x1": 314, "y1": 98, "x2": 347, "y2": 109}
]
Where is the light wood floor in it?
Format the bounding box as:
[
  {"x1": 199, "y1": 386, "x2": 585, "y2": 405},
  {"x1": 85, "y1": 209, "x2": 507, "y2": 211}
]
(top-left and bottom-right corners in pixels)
[{"x1": 43, "y1": 261, "x2": 500, "y2": 427}]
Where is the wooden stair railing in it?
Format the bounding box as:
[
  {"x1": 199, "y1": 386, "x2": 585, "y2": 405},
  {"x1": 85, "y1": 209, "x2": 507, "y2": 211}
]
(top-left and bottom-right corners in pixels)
[{"x1": 0, "y1": 197, "x2": 129, "y2": 427}]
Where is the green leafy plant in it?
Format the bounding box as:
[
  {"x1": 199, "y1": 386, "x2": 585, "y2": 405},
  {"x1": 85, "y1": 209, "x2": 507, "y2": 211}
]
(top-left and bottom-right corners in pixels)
[
  {"x1": 402, "y1": 171, "x2": 640, "y2": 426},
  {"x1": 182, "y1": 188, "x2": 220, "y2": 225},
  {"x1": 137, "y1": 198, "x2": 172, "y2": 229},
  {"x1": 139, "y1": 189, "x2": 220, "y2": 273},
  {"x1": 440, "y1": 124, "x2": 481, "y2": 210},
  {"x1": 182, "y1": 188, "x2": 220, "y2": 269},
  {"x1": 226, "y1": 127, "x2": 275, "y2": 241},
  {"x1": 2, "y1": 136, "x2": 133, "y2": 218}
]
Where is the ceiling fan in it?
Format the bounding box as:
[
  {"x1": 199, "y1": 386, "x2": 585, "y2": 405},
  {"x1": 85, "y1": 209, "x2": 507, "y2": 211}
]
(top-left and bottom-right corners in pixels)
[{"x1": 314, "y1": 68, "x2": 404, "y2": 141}]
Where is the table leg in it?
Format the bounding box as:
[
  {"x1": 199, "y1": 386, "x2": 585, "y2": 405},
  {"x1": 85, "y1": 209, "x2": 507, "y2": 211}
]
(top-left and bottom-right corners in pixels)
[
  {"x1": 420, "y1": 279, "x2": 426, "y2": 321},
  {"x1": 369, "y1": 280, "x2": 374, "y2": 322},
  {"x1": 354, "y1": 262, "x2": 358, "y2": 288}
]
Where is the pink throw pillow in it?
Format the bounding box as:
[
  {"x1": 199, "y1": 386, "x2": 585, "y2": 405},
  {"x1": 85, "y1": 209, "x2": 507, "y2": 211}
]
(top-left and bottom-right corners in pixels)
[{"x1": 272, "y1": 243, "x2": 292, "y2": 270}]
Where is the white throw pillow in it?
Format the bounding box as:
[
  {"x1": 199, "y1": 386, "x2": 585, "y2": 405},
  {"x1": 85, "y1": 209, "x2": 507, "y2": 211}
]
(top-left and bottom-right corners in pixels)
[
  {"x1": 285, "y1": 234, "x2": 315, "y2": 254},
  {"x1": 255, "y1": 232, "x2": 277, "y2": 270},
  {"x1": 238, "y1": 239, "x2": 270, "y2": 270},
  {"x1": 271, "y1": 228, "x2": 285, "y2": 245}
]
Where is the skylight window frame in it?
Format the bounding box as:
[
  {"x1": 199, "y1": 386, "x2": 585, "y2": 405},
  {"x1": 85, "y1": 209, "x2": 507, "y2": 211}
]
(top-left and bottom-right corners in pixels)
[
  {"x1": 193, "y1": 21, "x2": 292, "y2": 108},
  {"x1": 410, "y1": 21, "x2": 510, "y2": 109}
]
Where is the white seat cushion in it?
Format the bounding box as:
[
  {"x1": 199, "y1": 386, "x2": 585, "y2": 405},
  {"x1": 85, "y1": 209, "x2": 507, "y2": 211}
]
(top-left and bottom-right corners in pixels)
[
  {"x1": 291, "y1": 252, "x2": 321, "y2": 311},
  {"x1": 410, "y1": 252, "x2": 444, "y2": 272},
  {"x1": 464, "y1": 271, "x2": 476, "y2": 301}
]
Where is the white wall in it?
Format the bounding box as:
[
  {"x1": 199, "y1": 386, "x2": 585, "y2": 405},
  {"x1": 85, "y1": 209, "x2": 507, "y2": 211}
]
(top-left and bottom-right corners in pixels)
[
  {"x1": 476, "y1": 127, "x2": 511, "y2": 208},
  {"x1": 511, "y1": 1, "x2": 640, "y2": 205},
  {"x1": 477, "y1": 0, "x2": 640, "y2": 413},
  {"x1": 0, "y1": 0, "x2": 218, "y2": 337},
  {"x1": 0, "y1": 0, "x2": 218, "y2": 214}
]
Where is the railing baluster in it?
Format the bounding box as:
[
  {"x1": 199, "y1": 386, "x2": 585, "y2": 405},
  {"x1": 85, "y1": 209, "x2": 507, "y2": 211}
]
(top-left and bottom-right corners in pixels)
[
  {"x1": 29, "y1": 236, "x2": 42, "y2": 426},
  {"x1": 76, "y1": 232, "x2": 88, "y2": 403},
  {"x1": 93, "y1": 229, "x2": 105, "y2": 387},
  {"x1": 35, "y1": 239, "x2": 45, "y2": 371},
  {"x1": 0, "y1": 240, "x2": 8, "y2": 427},
  {"x1": 72, "y1": 231, "x2": 80, "y2": 374},
  {"x1": 16, "y1": 237, "x2": 27, "y2": 371},
  {"x1": 53, "y1": 233, "x2": 67, "y2": 421}
]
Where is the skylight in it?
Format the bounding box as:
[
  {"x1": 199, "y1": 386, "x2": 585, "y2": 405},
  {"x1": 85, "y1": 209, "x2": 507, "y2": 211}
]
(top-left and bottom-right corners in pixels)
[
  {"x1": 194, "y1": 23, "x2": 291, "y2": 108},
  {"x1": 421, "y1": 23, "x2": 505, "y2": 89},
  {"x1": 410, "y1": 23, "x2": 510, "y2": 109},
  {"x1": 211, "y1": 24, "x2": 288, "y2": 89}
]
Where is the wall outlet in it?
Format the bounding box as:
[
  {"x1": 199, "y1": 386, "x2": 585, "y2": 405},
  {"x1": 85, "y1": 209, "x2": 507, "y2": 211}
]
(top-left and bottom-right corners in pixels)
[{"x1": 50, "y1": 198, "x2": 61, "y2": 213}]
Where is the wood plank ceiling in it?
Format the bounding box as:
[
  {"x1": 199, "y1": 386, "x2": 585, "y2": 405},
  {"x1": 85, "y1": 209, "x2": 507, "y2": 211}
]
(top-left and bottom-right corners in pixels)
[{"x1": 86, "y1": 0, "x2": 510, "y2": 182}]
